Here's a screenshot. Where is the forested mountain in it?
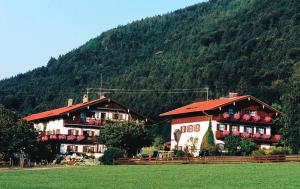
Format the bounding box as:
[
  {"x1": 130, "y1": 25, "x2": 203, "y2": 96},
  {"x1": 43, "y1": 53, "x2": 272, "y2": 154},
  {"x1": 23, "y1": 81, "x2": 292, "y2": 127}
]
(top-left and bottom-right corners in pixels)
[{"x1": 0, "y1": 0, "x2": 299, "y2": 122}]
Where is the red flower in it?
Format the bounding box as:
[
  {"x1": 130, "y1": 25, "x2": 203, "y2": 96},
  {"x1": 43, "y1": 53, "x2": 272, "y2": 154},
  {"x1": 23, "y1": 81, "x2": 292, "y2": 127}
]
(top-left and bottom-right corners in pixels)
[
  {"x1": 233, "y1": 113, "x2": 241, "y2": 120},
  {"x1": 223, "y1": 130, "x2": 230, "y2": 136},
  {"x1": 264, "y1": 116, "x2": 272, "y2": 123},
  {"x1": 253, "y1": 133, "x2": 261, "y2": 139},
  {"x1": 253, "y1": 115, "x2": 261, "y2": 122},
  {"x1": 242, "y1": 114, "x2": 250, "y2": 121},
  {"x1": 58, "y1": 135, "x2": 66, "y2": 140},
  {"x1": 232, "y1": 130, "x2": 240, "y2": 136},
  {"x1": 77, "y1": 135, "x2": 86, "y2": 141},
  {"x1": 223, "y1": 112, "x2": 230, "y2": 119},
  {"x1": 262, "y1": 134, "x2": 271, "y2": 139},
  {"x1": 242, "y1": 132, "x2": 250, "y2": 138}
]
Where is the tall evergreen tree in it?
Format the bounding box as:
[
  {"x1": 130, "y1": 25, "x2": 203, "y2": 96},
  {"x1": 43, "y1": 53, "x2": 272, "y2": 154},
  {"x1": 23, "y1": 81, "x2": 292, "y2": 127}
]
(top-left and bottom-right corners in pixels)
[
  {"x1": 200, "y1": 119, "x2": 215, "y2": 155},
  {"x1": 281, "y1": 73, "x2": 300, "y2": 153}
]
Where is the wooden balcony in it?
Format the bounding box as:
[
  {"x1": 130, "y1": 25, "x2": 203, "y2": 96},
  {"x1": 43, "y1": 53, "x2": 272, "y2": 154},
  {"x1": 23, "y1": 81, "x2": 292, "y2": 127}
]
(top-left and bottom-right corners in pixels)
[
  {"x1": 39, "y1": 133, "x2": 98, "y2": 144},
  {"x1": 215, "y1": 130, "x2": 281, "y2": 143},
  {"x1": 214, "y1": 114, "x2": 273, "y2": 125},
  {"x1": 64, "y1": 118, "x2": 105, "y2": 128}
]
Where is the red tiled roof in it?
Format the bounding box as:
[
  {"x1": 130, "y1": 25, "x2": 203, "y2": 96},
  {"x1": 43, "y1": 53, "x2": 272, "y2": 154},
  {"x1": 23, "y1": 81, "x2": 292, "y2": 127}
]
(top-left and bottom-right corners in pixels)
[
  {"x1": 23, "y1": 99, "x2": 101, "y2": 121},
  {"x1": 160, "y1": 95, "x2": 281, "y2": 117}
]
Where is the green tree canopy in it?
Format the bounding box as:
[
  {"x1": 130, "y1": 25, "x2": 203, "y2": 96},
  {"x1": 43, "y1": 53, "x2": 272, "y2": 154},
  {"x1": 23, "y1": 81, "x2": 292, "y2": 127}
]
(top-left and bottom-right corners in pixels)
[
  {"x1": 99, "y1": 121, "x2": 150, "y2": 157},
  {"x1": 0, "y1": 105, "x2": 38, "y2": 160}
]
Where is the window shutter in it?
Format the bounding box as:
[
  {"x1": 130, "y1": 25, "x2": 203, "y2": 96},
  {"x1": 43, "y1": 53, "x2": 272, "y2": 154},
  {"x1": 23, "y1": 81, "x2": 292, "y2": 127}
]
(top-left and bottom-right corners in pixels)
[
  {"x1": 75, "y1": 146, "x2": 78, "y2": 152},
  {"x1": 68, "y1": 130, "x2": 71, "y2": 135},
  {"x1": 75, "y1": 130, "x2": 79, "y2": 136}
]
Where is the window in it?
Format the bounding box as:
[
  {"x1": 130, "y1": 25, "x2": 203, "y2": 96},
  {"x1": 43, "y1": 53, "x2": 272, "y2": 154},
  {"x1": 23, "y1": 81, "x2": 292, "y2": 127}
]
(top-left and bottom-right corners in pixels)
[
  {"x1": 257, "y1": 127, "x2": 265, "y2": 134},
  {"x1": 68, "y1": 129, "x2": 79, "y2": 135},
  {"x1": 67, "y1": 145, "x2": 78, "y2": 152},
  {"x1": 113, "y1": 113, "x2": 120, "y2": 120},
  {"x1": 217, "y1": 124, "x2": 226, "y2": 131},
  {"x1": 249, "y1": 111, "x2": 257, "y2": 117},
  {"x1": 84, "y1": 130, "x2": 95, "y2": 137},
  {"x1": 180, "y1": 126, "x2": 186, "y2": 133},
  {"x1": 101, "y1": 113, "x2": 106, "y2": 120},
  {"x1": 244, "y1": 126, "x2": 253, "y2": 134},
  {"x1": 194, "y1": 124, "x2": 200, "y2": 132},
  {"x1": 231, "y1": 125, "x2": 239, "y2": 132},
  {"x1": 56, "y1": 129, "x2": 60, "y2": 134},
  {"x1": 187, "y1": 125, "x2": 193, "y2": 132}
]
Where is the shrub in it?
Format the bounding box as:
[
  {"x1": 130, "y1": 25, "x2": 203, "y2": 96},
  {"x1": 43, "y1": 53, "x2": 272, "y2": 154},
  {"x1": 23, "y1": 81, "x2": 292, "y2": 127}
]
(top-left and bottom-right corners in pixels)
[
  {"x1": 100, "y1": 147, "x2": 126, "y2": 165},
  {"x1": 252, "y1": 149, "x2": 266, "y2": 156},
  {"x1": 224, "y1": 135, "x2": 241, "y2": 155},
  {"x1": 152, "y1": 136, "x2": 165, "y2": 150},
  {"x1": 240, "y1": 138, "x2": 256, "y2": 155},
  {"x1": 265, "y1": 146, "x2": 292, "y2": 155}
]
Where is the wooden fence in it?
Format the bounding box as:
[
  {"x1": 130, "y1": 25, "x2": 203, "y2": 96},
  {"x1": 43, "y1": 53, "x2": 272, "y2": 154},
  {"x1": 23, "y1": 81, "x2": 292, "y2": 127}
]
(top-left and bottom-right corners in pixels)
[{"x1": 116, "y1": 155, "x2": 300, "y2": 165}]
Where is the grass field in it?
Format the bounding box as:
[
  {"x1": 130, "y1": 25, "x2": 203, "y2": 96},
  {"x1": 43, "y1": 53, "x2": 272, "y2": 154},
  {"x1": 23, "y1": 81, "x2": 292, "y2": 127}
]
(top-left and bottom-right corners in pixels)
[{"x1": 1, "y1": 163, "x2": 300, "y2": 189}]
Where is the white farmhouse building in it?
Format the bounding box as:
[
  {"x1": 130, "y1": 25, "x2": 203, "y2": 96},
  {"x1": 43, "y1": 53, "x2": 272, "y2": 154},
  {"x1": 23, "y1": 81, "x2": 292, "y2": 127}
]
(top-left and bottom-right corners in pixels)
[
  {"x1": 24, "y1": 96, "x2": 148, "y2": 157},
  {"x1": 160, "y1": 93, "x2": 282, "y2": 155}
]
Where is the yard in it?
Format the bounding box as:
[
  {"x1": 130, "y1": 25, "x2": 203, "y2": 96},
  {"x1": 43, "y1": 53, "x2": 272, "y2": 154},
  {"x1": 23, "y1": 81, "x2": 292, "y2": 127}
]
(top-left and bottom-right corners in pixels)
[{"x1": 1, "y1": 163, "x2": 300, "y2": 189}]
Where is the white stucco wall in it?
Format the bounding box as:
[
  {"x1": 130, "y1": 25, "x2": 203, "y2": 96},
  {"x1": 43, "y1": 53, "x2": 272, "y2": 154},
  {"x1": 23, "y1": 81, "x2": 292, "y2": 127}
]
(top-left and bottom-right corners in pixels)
[
  {"x1": 171, "y1": 121, "x2": 223, "y2": 154},
  {"x1": 171, "y1": 121, "x2": 272, "y2": 155},
  {"x1": 60, "y1": 144, "x2": 106, "y2": 154},
  {"x1": 33, "y1": 118, "x2": 100, "y2": 136}
]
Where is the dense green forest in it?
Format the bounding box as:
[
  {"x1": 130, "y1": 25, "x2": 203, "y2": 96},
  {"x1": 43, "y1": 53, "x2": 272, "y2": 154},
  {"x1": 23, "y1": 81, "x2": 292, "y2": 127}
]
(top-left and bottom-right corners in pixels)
[{"x1": 0, "y1": 0, "x2": 299, "y2": 125}]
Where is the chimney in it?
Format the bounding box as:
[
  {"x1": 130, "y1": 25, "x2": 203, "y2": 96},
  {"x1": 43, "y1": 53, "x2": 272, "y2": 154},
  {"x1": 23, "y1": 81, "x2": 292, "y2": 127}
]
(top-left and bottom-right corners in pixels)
[
  {"x1": 229, "y1": 92, "x2": 238, "y2": 98},
  {"x1": 67, "y1": 98, "x2": 73, "y2": 107},
  {"x1": 83, "y1": 94, "x2": 89, "y2": 103}
]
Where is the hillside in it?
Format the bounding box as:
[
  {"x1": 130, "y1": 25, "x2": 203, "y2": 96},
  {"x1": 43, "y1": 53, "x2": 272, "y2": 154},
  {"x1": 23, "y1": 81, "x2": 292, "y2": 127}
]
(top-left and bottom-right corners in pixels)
[{"x1": 0, "y1": 0, "x2": 299, "y2": 122}]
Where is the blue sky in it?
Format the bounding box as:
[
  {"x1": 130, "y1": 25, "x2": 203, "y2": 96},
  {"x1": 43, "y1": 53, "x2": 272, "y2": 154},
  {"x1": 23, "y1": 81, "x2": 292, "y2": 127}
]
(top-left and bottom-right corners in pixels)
[{"x1": 0, "y1": 0, "x2": 205, "y2": 80}]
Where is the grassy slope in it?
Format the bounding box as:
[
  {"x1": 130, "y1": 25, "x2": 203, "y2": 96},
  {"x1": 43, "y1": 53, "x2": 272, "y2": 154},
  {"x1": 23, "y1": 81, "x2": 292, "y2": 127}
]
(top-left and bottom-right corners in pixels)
[{"x1": 1, "y1": 164, "x2": 300, "y2": 189}]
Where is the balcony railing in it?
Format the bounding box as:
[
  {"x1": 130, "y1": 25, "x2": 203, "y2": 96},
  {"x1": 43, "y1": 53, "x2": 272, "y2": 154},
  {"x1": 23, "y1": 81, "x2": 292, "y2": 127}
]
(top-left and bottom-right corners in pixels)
[
  {"x1": 39, "y1": 133, "x2": 98, "y2": 143},
  {"x1": 214, "y1": 113, "x2": 273, "y2": 124},
  {"x1": 64, "y1": 118, "x2": 105, "y2": 127},
  {"x1": 215, "y1": 130, "x2": 281, "y2": 143}
]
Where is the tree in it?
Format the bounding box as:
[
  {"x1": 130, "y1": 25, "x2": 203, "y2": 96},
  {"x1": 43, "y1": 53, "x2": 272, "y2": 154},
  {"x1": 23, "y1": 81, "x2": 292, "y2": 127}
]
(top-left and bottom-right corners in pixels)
[
  {"x1": 0, "y1": 105, "x2": 38, "y2": 160},
  {"x1": 99, "y1": 121, "x2": 150, "y2": 157},
  {"x1": 200, "y1": 119, "x2": 215, "y2": 155},
  {"x1": 281, "y1": 74, "x2": 300, "y2": 153},
  {"x1": 152, "y1": 136, "x2": 165, "y2": 150}
]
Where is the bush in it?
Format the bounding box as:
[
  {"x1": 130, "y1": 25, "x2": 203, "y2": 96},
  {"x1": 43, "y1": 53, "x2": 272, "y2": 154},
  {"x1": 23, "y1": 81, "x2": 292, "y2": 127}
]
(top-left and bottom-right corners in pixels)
[
  {"x1": 252, "y1": 149, "x2": 266, "y2": 156},
  {"x1": 252, "y1": 146, "x2": 292, "y2": 156},
  {"x1": 173, "y1": 149, "x2": 191, "y2": 157},
  {"x1": 265, "y1": 146, "x2": 292, "y2": 155},
  {"x1": 100, "y1": 147, "x2": 126, "y2": 165},
  {"x1": 240, "y1": 138, "x2": 256, "y2": 155},
  {"x1": 224, "y1": 135, "x2": 241, "y2": 155}
]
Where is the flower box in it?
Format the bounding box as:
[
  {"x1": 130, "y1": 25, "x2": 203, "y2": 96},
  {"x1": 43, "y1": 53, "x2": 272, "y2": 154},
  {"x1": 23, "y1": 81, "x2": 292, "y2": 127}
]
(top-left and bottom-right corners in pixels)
[
  {"x1": 264, "y1": 116, "x2": 272, "y2": 123},
  {"x1": 242, "y1": 114, "x2": 250, "y2": 121},
  {"x1": 232, "y1": 130, "x2": 240, "y2": 136},
  {"x1": 242, "y1": 132, "x2": 250, "y2": 138},
  {"x1": 253, "y1": 115, "x2": 261, "y2": 122},
  {"x1": 58, "y1": 135, "x2": 66, "y2": 140},
  {"x1": 223, "y1": 112, "x2": 230, "y2": 119},
  {"x1": 233, "y1": 113, "x2": 241, "y2": 120}
]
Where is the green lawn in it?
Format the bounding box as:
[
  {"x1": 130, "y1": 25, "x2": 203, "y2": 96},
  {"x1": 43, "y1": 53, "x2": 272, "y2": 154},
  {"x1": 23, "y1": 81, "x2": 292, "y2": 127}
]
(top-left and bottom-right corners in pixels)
[{"x1": 1, "y1": 163, "x2": 300, "y2": 189}]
